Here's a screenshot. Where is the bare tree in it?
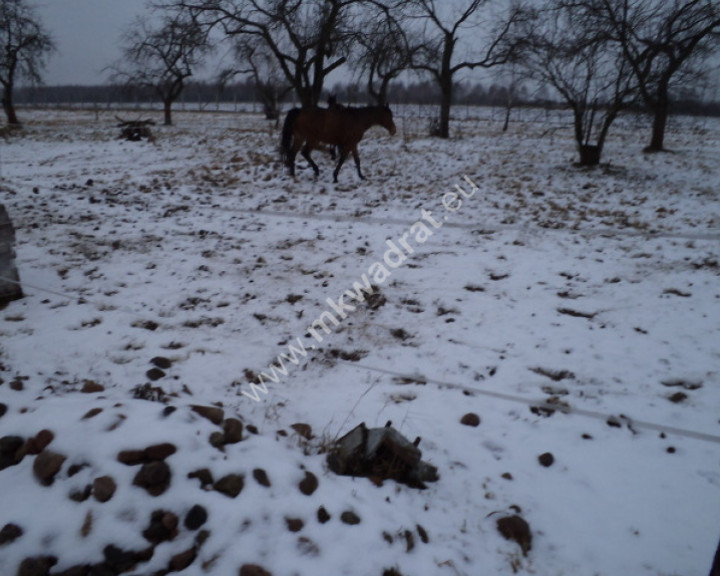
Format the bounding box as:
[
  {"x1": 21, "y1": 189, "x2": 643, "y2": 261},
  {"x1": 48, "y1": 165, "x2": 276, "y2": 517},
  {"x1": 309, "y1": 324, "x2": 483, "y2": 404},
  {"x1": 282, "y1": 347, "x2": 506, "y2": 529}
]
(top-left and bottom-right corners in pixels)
[
  {"x1": 170, "y1": 0, "x2": 359, "y2": 107},
  {"x1": 112, "y1": 7, "x2": 212, "y2": 125},
  {"x1": 0, "y1": 0, "x2": 54, "y2": 126},
  {"x1": 493, "y1": 61, "x2": 526, "y2": 132},
  {"x1": 221, "y1": 39, "x2": 292, "y2": 120},
  {"x1": 590, "y1": 0, "x2": 720, "y2": 152},
  {"x1": 353, "y1": 5, "x2": 414, "y2": 105},
  {"x1": 517, "y1": 1, "x2": 636, "y2": 165},
  {"x1": 399, "y1": 0, "x2": 524, "y2": 138}
]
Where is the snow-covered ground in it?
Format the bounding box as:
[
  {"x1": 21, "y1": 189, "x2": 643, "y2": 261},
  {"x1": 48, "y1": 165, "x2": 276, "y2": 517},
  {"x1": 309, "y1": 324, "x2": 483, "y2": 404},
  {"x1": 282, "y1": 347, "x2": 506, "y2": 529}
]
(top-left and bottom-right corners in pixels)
[{"x1": 1, "y1": 106, "x2": 719, "y2": 576}]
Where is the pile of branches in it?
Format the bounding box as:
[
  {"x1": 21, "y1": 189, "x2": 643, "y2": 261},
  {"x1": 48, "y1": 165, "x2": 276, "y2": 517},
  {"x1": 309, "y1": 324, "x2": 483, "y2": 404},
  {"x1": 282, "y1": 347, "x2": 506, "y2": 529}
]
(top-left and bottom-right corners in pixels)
[{"x1": 116, "y1": 117, "x2": 156, "y2": 142}]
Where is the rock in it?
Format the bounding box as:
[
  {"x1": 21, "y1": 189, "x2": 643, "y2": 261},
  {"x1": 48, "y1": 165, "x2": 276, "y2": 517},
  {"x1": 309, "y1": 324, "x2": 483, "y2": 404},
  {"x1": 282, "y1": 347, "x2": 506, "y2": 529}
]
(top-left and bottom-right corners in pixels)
[
  {"x1": 67, "y1": 463, "x2": 89, "y2": 477},
  {"x1": 33, "y1": 450, "x2": 66, "y2": 485},
  {"x1": 87, "y1": 565, "x2": 114, "y2": 576},
  {"x1": 0, "y1": 435, "x2": 24, "y2": 470},
  {"x1": 317, "y1": 507, "x2": 331, "y2": 524},
  {"x1": 298, "y1": 471, "x2": 318, "y2": 496},
  {"x1": 460, "y1": 413, "x2": 481, "y2": 427},
  {"x1": 53, "y1": 565, "x2": 91, "y2": 576},
  {"x1": 25, "y1": 430, "x2": 54, "y2": 455},
  {"x1": 146, "y1": 368, "x2": 165, "y2": 381},
  {"x1": 169, "y1": 547, "x2": 196, "y2": 571},
  {"x1": 81, "y1": 408, "x2": 103, "y2": 420},
  {"x1": 142, "y1": 510, "x2": 178, "y2": 544},
  {"x1": 209, "y1": 431, "x2": 226, "y2": 449},
  {"x1": 0, "y1": 435, "x2": 24, "y2": 455},
  {"x1": 151, "y1": 356, "x2": 172, "y2": 369},
  {"x1": 69, "y1": 485, "x2": 92, "y2": 502},
  {"x1": 403, "y1": 529, "x2": 415, "y2": 552},
  {"x1": 296, "y1": 536, "x2": 320, "y2": 557},
  {"x1": 668, "y1": 391, "x2": 687, "y2": 403},
  {"x1": 606, "y1": 416, "x2": 622, "y2": 428},
  {"x1": 223, "y1": 418, "x2": 243, "y2": 444},
  {"x1": 118, "y1": 443, "x2": 175, "y2": 466},
  {"x1": 162, "y1": 406, "x2": 177, "y2": 417},
  {"x1": 417, "y1": 524, "x2": 429, "y2": 543},
  {"x1": 239, "y1": 564, "x2": 273, "y2": 576},
  {"x1": 80, "y1": 510, "x2": 93, "y2": 538},
  {"x1": 103, "y1": 545, "x2": 152, "y2": 574},
  {"x1": 133, "y1": 461, "x2": 171, "y2": 496},
  {"x1": 188, "y1": 468, "x2": 214, "y2": 488},
  {"x1": 538, "y1": 452, "x2": 555, "y2": 467},
  {"x1": 253, "y1": 468, "x2": 271, "y2": 487},
  {"x1": 290, "y1": 423, "x2": 313, "y2": 440},
  {"x1": 184, "y1": 505, "x2": 208, "y2": 530},
  {"x1": 496, "y1": 515, "x2": 532, "y2": 556},
  {"x1": 195, "y1": 529, "x2": 211, "y2": 548},
  {"x1": 0, "y1": 403, "x2": 7, "y2": 418},
  {"x1": 285, "y1": 517, "x2": 304, "y2": 532},
  {"x1": 191, "y1": 404, "x2": 224, "y2": 425},
  {"x1": 81, "y1": 380, "x2": 104, "y2": 393},
  {"x1": 117, "y1": 449, "x2": 146, "y2": 466},
  {"x1": 0, "y1": 522, "x2": 23, "y2": 545},
  {"x1": 340, "y1": 511, "x2": 361, "y2": 525},
  {"x1": 214, "y1": 474, "x2": 244, "y2": 498},
  {"x1": 144, "y1": 442, "x2": 176, "y2": 461},
  {"x1": 92, "y1": 476, "x2": 117, "y2": 503},
  {"x1": 16, "y1": 556, "x2": 57, "y2": 576}
]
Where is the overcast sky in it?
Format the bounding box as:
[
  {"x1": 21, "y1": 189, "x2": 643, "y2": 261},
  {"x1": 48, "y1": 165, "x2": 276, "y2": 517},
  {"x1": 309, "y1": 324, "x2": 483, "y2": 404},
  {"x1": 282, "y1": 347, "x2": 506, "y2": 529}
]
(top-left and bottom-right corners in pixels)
[
  {"x1": 33, "y1": 0, "x2": 154, "y2": 85},
  {"x1": 30, "y1": 0, "x2": 505, "y2": 88}
]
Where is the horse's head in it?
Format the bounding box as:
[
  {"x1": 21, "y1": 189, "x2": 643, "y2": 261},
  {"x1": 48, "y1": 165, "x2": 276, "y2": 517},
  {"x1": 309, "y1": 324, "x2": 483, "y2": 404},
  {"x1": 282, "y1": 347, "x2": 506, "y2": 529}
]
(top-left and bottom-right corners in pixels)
[{"x1": 380, "y1": 105, "x2": 397, "y2": 136}]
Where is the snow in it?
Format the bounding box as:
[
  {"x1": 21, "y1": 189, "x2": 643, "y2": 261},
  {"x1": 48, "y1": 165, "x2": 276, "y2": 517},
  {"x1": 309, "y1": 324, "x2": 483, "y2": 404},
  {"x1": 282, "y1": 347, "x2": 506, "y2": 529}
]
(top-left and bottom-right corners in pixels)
[{"x1": 1, "y1": 106, "x2": 719, "y2": 575}]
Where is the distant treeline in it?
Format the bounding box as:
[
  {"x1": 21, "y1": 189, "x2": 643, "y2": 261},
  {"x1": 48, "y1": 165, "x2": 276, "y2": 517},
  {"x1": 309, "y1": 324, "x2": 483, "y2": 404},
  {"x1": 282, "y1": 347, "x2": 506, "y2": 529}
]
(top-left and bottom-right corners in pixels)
[{"x1": 15, "y1": 80, "x2": 720, "y2": 117}]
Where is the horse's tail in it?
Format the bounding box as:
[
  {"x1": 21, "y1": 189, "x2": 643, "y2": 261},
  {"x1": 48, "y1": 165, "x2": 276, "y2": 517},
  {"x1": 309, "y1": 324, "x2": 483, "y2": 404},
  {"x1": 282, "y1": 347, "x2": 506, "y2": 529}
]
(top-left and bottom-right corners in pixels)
[{"x1": 280, "y1": 108, "x2": 300, "y2": 168}]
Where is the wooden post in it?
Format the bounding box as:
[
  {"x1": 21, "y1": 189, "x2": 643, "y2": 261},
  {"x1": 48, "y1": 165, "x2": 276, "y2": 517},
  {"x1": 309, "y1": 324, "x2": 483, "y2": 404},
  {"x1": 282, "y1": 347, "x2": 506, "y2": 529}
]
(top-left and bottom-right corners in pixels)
[{"x1": 0, "y1": 204, "x2": 23, "y2": 305}]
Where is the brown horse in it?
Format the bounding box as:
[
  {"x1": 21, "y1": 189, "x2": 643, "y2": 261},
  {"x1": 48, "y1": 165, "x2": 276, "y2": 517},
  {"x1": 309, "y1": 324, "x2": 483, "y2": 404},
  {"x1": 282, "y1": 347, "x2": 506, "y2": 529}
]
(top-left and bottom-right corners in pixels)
[{"x1": 281, "y1": 104, "x2": 396, "y2": 182}]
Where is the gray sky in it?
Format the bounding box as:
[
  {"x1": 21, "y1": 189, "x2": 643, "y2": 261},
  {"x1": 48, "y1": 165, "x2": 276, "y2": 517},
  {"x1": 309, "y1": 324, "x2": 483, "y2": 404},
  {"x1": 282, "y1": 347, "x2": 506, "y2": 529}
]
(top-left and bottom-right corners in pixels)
[{"x1": 33, "y1": 0, "x2": 151, "y2": 85}]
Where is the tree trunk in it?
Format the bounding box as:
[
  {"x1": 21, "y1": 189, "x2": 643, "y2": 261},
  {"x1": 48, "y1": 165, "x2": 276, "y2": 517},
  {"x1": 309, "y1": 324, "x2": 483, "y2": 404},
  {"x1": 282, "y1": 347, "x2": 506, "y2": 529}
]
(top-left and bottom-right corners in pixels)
[
  {"x1": 438, "y1": 82, "x2": 452, "y2": 139},
  {"x1": 163, "y1": 99, "x2": 173, "y2": 126},
  {"x1": 378, "y1": 79, "x2": 389, "y2": 107},
  {"x1": 572, "y1": 107, "x2": 601, "y2": 165},
  {"x1": 646, "y1": 102, "x2": 669, "y2": 152},
  {"x1": 578, "y1": 144, "x2": 601, "y2": 166},
  {"x1": 503, "y1": 96, "x2": 513, "y2": 132},
  {"x1": 297, "y1": 85, "x2": 314, "y2": 108},
  {"x1": 709, "y1": 531, "x2": 720, "y2": 576},
  {"x1": 2, "y1": 84, "x2": 20, "y2": 126},
  {"x1": 434, "y1": 33, "x2": 455, "y2": 139}
]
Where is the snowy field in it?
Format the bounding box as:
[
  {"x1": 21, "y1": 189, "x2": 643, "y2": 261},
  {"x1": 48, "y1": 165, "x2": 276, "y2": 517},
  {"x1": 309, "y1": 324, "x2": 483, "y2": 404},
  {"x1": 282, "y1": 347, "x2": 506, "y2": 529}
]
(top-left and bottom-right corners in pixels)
[{"x1": 1, "y1": 106, "x2": 719, "y2": 576}]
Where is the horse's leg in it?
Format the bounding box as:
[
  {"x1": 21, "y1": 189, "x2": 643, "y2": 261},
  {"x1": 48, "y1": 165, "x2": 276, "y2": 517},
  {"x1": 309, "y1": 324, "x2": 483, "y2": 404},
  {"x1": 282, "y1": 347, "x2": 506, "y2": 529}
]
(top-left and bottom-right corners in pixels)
[
  {"x1": 301, "y1": 144, "x2": 320, "y2": 177},
  {"x1": 288, "y1": 137, "x2": 302, "y2": 177},
  {"x1": 333, "y1": 147, "x2": 347, "y2": 183},
  {"x1": 351, "y1": 145, "x2": 365, "y2": 180}
]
